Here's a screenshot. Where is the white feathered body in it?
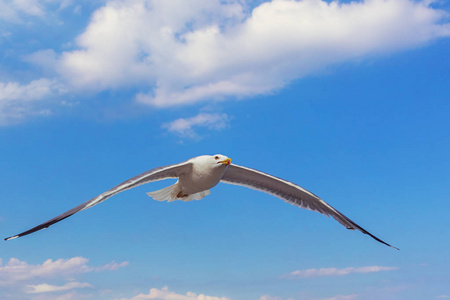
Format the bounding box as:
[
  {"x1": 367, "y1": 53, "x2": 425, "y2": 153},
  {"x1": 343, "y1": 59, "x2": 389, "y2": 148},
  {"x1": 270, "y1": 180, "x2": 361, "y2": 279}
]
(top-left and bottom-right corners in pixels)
[
  {"x1": 180, "y1": 156, "x2": 227, "y2": 194},
  {"x1": 147, "y1": 155, "x2": 229, "y2": 202}
]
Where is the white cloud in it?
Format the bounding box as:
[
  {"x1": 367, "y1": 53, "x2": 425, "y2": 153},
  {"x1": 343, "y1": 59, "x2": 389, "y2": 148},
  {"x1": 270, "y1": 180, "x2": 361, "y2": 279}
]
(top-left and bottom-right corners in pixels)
[
  {"x1": 120, "y1": 286, "x2": 232, "y2": 300},
  {"x1": 0, "y1": 0, "x2": 46, "y2": 22},
  {"x1": 57, "y1": 0, "x2": 450, "y2": 107},
  {"x1": 323, "y1": 295, "x2": 358, "y2": 300},
  {"x1": 259, "y1": 295, "x2": 281, "y2": 300},
  {"x1": 0, "y1": 256, "x2": 128, "y2": 286},
  {"x1": 284, "y1": 265, "x2": 397, "y2": 279},
  {"x1": 0, "y1": 256, "x2": 128, "y2": 300},
  {"x1": 0, "y1": 1, "x2": 20, "y2": 22},
  {"x1": 25, "y1": 49, "x2": 60, "y2": 73},
  {"x1": 162, "y1": 112, "x2": 230, "y2": 138},
  {"x1": 2, "y1": 0, "x2": 450, "y2": 125},
  {"x1": 0, "y1": 78, "x2": 60, "y2": 125},
  {"x1": 0, "y1": 0, "x2": 78, "y2": 22},
  {"x1": 0, "y1": 78, "x2": 57, "y2": 102},
  {"x1": 95, "y1": 260, "x2": 129, "y2": 271},
  {"x1": 26, "y1": 281, "x2": 93, "y2": 294},
  {"x1": 0, "y1": 256, "x2": 89, "y2": 285},
  {"x1": 11, "y1": 0, "x2": 46, "y2": 17}
]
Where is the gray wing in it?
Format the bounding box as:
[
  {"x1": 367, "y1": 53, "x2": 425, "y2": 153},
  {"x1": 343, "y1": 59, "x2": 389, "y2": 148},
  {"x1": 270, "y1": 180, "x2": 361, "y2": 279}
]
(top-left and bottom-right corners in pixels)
[
  {"x1": 5, "y1": 161, "x2": 193, "y2": 241},
  {"x1": 221, "y1": 164, "x2": 398, "y2": 249}
]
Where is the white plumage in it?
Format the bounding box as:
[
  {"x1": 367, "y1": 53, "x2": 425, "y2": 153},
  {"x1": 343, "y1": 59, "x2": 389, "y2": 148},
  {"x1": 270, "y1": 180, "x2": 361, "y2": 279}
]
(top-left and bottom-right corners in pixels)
[{"x1": 5, "y1": 154, "x2": 397, "y2": 249}]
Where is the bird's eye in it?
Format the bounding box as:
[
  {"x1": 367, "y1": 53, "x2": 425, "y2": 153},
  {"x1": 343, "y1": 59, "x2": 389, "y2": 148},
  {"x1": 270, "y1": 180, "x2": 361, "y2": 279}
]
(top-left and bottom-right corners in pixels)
[{"x1": 215, "y1": 156, "x2": 219, "y2": 160}]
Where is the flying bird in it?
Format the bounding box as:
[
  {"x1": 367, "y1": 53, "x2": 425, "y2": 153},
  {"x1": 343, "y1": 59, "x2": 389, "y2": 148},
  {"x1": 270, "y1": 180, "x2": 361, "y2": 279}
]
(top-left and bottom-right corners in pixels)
[{"x1": 5, "y1": 155, "x2": 398, "y2": 249}]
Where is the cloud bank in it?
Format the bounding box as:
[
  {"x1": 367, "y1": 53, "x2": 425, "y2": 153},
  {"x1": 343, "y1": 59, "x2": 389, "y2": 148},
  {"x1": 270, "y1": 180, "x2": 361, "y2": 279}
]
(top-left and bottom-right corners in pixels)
[
  {"x1": 57, "y1": 0, "x2": 450, "y2": 107},
  {"x1": 1, "y1": 0, "x2": 450, "y2": 125}
]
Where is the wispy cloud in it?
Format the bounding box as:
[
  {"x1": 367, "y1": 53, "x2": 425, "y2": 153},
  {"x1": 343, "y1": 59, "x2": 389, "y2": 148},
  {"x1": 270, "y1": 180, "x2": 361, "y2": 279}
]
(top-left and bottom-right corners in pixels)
[
  {"x1": 26, "y1": 281, "x2": 93, "y2": 294},
  {"x1": 283, "y1": 265, "x2": 398, "y2": 279},
  {"x1": 0, "y1": 256, "x2": 128, "y2": 285},
  {"x1": 0, "y1": 257, "x2": 90, "y2": 285},
  {"x1": 260, "y1": 295, "x2": 294, "y2": 300},
  {"x1": 0, "y1": 0, "x2": 45, "y2": 22},
  {"x1": 0, "y1": 0, "x2": 78, "y2": 23},
  {"x1": 259, "y1": 296, "x2": 280, "y2": 300},
  {"x1": 95, "y1": 260, "x2": 129, "y2": 271},
  {"x1": 0, "y1": 256, "x2": 128, "y2": 299},
  {"x1": 0, "y1": 78, "x2": 60, "y2": 125},
  {"x1": 0, "y1": 79, "x2": 57, "y2": 102},
  {"x1": 323, "y1": 295, "x2": 358, "y2": 300},
  {"x1": 9, "y1": 0, "x2": 46, "y2": 17},
  {"x1": 119, "y1": 285, "x2": 232, "y2": 300},
  {"x1": 162, "y1": 112, "x2": 230, "y2": 138}
]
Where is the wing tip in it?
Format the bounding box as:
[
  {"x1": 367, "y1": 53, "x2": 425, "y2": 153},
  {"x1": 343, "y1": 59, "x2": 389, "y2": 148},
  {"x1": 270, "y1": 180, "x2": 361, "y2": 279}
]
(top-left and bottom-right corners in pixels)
[
  {"x1": 389, "y1": 244, "x2": 400, "y2": 251},
  {"x1": 368, "y1": 234, "x2": 399, "y2": 250},
  {"x1": 4, "y1": 235, "x2": 19, "y2": 241}
]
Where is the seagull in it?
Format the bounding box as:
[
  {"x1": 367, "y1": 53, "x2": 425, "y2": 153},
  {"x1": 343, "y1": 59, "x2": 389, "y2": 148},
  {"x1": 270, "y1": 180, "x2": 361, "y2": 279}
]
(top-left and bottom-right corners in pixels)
[{"x1": 5, "y1": 154, "x2": 398, "y2": 249}]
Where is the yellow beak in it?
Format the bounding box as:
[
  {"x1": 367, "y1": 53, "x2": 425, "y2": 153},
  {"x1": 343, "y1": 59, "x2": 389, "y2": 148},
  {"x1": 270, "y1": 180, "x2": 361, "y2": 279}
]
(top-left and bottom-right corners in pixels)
[{"x1": 220, "y1": 158, "x2": 232, "y2": 165}]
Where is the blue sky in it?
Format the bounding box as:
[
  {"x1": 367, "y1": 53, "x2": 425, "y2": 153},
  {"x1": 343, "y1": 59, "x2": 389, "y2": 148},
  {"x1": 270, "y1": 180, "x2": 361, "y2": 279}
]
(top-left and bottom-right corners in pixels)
[{"x1": 1, "y1": 0, "x2": 449, "y2": 299}]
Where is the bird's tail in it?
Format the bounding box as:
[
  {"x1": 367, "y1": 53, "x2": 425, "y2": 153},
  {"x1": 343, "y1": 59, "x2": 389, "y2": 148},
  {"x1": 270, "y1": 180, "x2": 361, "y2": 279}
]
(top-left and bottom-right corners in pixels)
[
  {"x1": 147, "y1": 184, "x2": 210, "y2": 202},
  {"x1": 147, "y1": 183, "x2": 179, "y2": 202}
]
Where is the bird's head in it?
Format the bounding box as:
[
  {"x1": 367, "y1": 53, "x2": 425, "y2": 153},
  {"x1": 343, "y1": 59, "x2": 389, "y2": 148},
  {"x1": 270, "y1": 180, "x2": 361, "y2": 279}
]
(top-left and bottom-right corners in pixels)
[
  {"x1": 212, "y1": 154, "x2": 232, "y2": 167},
  {"x1": 191, "y1": 154, "x2": 232, "y2": 171}
]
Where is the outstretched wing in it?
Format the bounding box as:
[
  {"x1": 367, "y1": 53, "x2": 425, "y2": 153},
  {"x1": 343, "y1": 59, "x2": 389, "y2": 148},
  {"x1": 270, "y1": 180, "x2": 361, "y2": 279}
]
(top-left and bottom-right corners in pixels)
[
  {"x1": 5, "y1": 161, "x2": 193, "y2": 241},
  {"x1": 221, "y1": 164, "x2": 398, "y2": 249}
]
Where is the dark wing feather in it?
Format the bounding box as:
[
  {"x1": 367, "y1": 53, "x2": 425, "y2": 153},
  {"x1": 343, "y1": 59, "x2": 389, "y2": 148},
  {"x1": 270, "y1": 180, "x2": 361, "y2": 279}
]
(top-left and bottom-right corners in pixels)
[
  {"x1": 5, "y1": 161, "x2": 192, "y2": 241},
  {"x1": 221, "y1": 164, "x2": 398, "y2": 249}
]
